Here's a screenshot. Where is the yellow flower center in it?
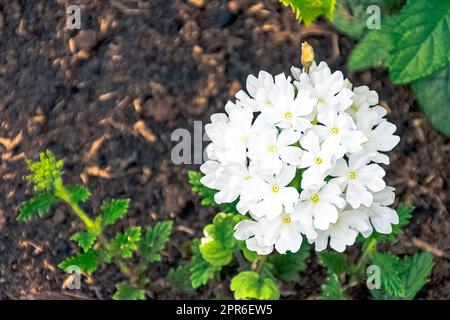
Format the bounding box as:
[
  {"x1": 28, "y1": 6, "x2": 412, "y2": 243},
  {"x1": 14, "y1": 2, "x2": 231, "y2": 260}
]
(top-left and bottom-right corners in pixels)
[
  {"x1": 351, "y1": 104, "x2": 359, "y2": 112},
  {"x1": 314, "y1": 156, "x2": 323, "y2": 165},
  {"x1": 268, "y1": 144, "x2": 279, "y2": 152},
  {"x1": 240, "y1": 134, "x2": 248, "y2": 142},
  {"x1": 347, "y1": 171, "x2": 357, "y2": 180},
  {"x1": 244, "y1": 175, "x2": 252, "y2": 181},
  {"x1": 272, "y1": 184, "x2": 280, "y2": 193},
  {"x1": 330, "y1": 127, "x2": 339, "y2": 135},
  {"x1": 310, "y1": 194, "x2": 320, "y2": 203},
  {"x1": 281, "y1": 214, "x2": 292, "y2": 224},
  {"x1": 284, "y1": 111, "x2": 293, "y2": 120}
]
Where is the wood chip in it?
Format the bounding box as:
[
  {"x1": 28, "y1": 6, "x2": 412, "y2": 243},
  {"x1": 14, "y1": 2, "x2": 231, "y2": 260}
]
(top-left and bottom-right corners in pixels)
[
  {"x1": 133, "y1": 120, "x2": 157, "y2": 142},
  {"x1": 86, "y1": 166, "x2": 111, "y2": 179},
  {"x1": 99, "y1": 92, "x2": 115, "y2": 101},
  {"x1": 84, "y1": 135, "x2": 106, "y2": 161},
  {"x1": 0, "y1": 130, "x2": 23, "y2": 150}
]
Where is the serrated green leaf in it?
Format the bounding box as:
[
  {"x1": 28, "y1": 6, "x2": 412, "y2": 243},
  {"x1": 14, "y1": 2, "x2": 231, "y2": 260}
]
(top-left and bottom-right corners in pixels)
[
  {"x1": 139, "y1": 221, "x2": 173, "y2": 264},
  {"x1": 269, "y1": 242, "x2": 310, "y2": 282},
  {"x1": 188, "y1": 170, "x2": 239, "y2": 214},
  {"x1": 26, "y1": 150, "x2": 64, "y2": 192},
  {"x1": 413, "y1": 65, "x2": 450, "y2": 135},
  {"x1": 318, "y1": 250, "x2": 348, "y2": 275},
  {"x1": 388, "y1": 0, "x2": 450, "y2": 84},
  {"x1": 101, "y1": 199, "x2": 130, "y2": 226},
  {"x1": 280, "y1": 0, "x2": 336, "y2": 24},
  {"x1": 199, "y1": 213, "x2": 245, "y2": 267},
  {"x1": 168, "y1": 263, "x2": 196, "y2": 293},
  {"x1": 400, "y1": 252, "x2": 434, "y2": 300},
  {"x1": 67, "y1": 185, "x2": 91, "y2": 203},
  {"x1": 319, "y1": 273, "x2": 347, "y2": 300},
  {"x1": 111, "y1": 226, "x2": 141, "y2": 258},
  {"x1": 112, "y1": 282, "x2": 145, "y2": 300},
  {"x1": 371, "y1": 251, "x2": 406, "y2": 298},
  {"x1": 18, "y1": 192, "x2": 57, "y2": 221},
  {"x1": 190, "y1": 239, "x2": 221, "y2": 288},
  {"x1": 70, "y1": 231, "x2": 97, "y2": 252},
  {"x1": 58, "y1": 250, "x2": 104, "y2": 274},
  {"x1": 230, "y1": 271, "x2": 280, "y2": 300},
  {"x1": 347, "y1": 15, "x2": 398, "y2": 71}
]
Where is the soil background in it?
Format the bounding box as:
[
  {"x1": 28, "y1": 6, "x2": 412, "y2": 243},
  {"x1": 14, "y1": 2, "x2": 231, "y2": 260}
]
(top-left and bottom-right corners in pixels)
[{"x1": 0, "y1": 0, "x2": 449, "y2": 300}]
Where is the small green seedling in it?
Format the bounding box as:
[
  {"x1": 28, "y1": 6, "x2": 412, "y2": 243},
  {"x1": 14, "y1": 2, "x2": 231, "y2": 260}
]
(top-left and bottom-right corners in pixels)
[{"x1": 18, "y1": 150, "x2": 173, "y2": 300}]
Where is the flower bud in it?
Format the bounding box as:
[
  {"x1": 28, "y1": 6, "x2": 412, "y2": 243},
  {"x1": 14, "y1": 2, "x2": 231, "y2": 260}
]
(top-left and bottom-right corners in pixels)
[{"x1": 301, "y1": 42, "x2": 314, "y2": 72}]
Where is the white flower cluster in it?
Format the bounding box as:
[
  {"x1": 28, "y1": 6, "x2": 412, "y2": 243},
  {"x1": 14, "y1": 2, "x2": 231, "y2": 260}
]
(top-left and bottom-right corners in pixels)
[{"x1": 200, "y1": 62, "x2": 400, "y2": 254}]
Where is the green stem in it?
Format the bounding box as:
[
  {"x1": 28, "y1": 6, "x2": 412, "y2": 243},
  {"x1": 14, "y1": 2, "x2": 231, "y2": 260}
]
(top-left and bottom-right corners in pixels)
[
  {"x1": 255, "y1": 256, "x2": 268, "y2": 274},
  {"x1": 53, "y1": 180, "x2": 133, "y2": 280},
  {"x1": 354, "y1": 238, "x2": 378, "y2": 276}
]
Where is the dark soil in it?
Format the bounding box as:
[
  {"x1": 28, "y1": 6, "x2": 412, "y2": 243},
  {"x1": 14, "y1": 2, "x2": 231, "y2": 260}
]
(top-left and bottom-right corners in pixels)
[{"x1": 0, "y1": 0, "x2": 449, "y2": 300}]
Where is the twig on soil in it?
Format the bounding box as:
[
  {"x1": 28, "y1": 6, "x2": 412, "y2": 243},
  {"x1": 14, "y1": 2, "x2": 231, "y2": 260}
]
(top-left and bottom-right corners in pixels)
[
  {"x1": 411, "y1": 237, "x2": 448, "y2": 259},
  {"x1": 175, "y1": 224, "x2": 196, "y2": 235}
]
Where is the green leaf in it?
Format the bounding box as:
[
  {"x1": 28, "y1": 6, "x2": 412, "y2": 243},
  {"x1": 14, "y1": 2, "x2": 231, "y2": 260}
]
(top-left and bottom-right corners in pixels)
[
  {"x1": 280, "y1": 0, "x2": 336, "y2": 24},
  {"x1": 347, "y1": 15, "x2": 398, "y2": 71},
  {"x1": 101, "y1": 199, "x2": 130, "y2": 226},
  {"x1": 139, "y1": 221, "x2": 173, "y2": 264},
  {"x1": 70, "y1": 231, "x2": 97, "y2": 252},
  {"x1": 230, "y1": 271, "x2": 280, "y2": 300},
  {"x1": 18, "y1": 192, "x2": 57, "y2": 221},
  {"x1": 67, "y1": 185, "x2": 91, "y2": 203},
  {"x1": 317, "y1": 250, "x2": 348, "y2": 275},
  {"x1": 319, "y1": 273, "x2": 347, "y2": 300},
  {"x1": 188, "y1": 170, "x2": 239, "y2": 214},
  {"x1": 371, "y1": 252, "x2": 434, "y2": 300},
  {"x1": 388, "y1": 0, "x2": 450, "y2": 84},
  {"x1": 190, "y1": 239, "x2": 221, "y2": 288},
  {"x1": 111, "y1": 226, "x2": 141, "y2": 258},
  {"x1": 413, "y1": 65, "x2": 450, "y2": 135},
  {"x1": 168, "y1": 264, "x2": 196, "y2": 293},
  {"x1": 332, "y1": 0, "x2": 401, "y2": 39},
  {"x1": 58, "y1": 250, "x2": 104, "y2": 274},
  {"x1": 400, "y1": 252, "x2": 434, "y2": 300},
  {"x1": 199, "y1": 213, "x2": 245, "y2": 267},
  {"x1": 26, "y1": 150, "x2": 64, "y2": 192},
  {"x1": 113, "y1": 282, "x2": 145, "y2": 300},
  {"x1": 371, "y1": 251, "x2": 406, "y2": 298},
  {"x1": 269, "y1": 242, "x2": 310, "y2": 282}
]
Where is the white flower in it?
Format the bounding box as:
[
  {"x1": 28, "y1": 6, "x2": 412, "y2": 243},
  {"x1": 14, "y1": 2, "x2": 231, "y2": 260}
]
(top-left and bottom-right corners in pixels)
[
  {"x1": 313, "y1": 110, "x2": 367, "y2": 158},
  {"x1": 200, "y1": 63, "x2": 400, "y2": 254},
  {"x1": 347, "y1": 85, "x2": 379, "y2": 119},
  {"x1": 249, "y1": 164, "x2": 299, "y2": 219},
  {"x1": 259, "y1": 83, "x2": 317, "y2": 132},
  {"x1": 204, "y1": 108, "x2": 253, "y2": 164},
  {"x1": 330, "y1": 153, "x2": 386, "y2": 209},
  {"x1": 357, "y1": 112, "x2": 400, "y2": 165},
  {"x1": 295, "y1": 183, "x2": 346, "y2": 231},
  {"x1": 293, "y1": 62, "x2": 354, "y2": 123},
  {"x1": 362, "y1": 186, "x2": 399, "y2": 235},
  {"x1": 314, "y1": 210, "x2": 371, "y2": 252},
  {"x1": 234, "y1": 211, "x2": 303, "y2": 254},
  {"x1": 299, "y1": 131, "x2": 336, "y2": 188},
  {"x1": 248, "y1": 126, "x2": 302, "y2": 175}
]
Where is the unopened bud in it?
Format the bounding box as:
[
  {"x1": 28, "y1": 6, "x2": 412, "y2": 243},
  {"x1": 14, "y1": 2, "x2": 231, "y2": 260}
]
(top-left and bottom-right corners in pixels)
[{"x1": 301, "y1": 42, "x2": 315, "y2": 73}]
